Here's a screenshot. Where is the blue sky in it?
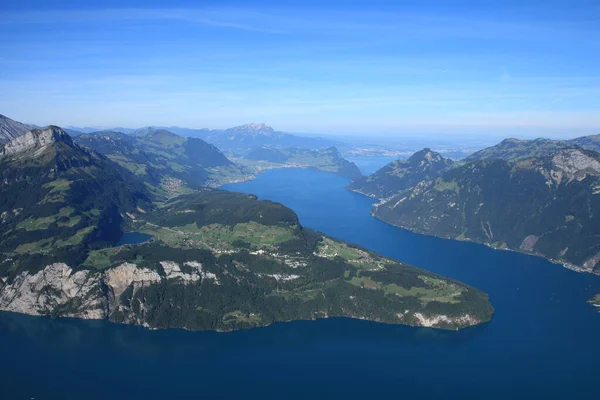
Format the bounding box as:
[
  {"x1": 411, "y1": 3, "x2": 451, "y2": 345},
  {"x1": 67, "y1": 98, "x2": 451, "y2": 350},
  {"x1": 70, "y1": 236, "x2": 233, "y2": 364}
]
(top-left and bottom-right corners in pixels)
[{"x1": 1, "y1": 0, "x2": 599, "y2": 137}]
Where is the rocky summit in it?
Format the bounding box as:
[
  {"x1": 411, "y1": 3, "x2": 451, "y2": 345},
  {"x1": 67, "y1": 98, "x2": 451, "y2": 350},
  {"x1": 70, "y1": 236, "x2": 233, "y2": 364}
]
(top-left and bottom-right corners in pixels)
[
  {"x1": 0, "y1": 126, "x2": 73, "y2": 159},
  {"x1": 227, "y1": 122, "x2": 276, "y2": 136},
  {"x1": 348, "y1": 148, "x2": 453, "y2": 199}
]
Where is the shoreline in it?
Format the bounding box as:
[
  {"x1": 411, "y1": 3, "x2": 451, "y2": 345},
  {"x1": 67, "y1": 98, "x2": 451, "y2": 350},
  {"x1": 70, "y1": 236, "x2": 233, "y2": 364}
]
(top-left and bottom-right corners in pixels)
[
  {"x1": 347, "y1": 188, "x2": 598, "y2": 277},
  {"x1": 370, "y1": 209, "x2": 597, "y2": 276}
]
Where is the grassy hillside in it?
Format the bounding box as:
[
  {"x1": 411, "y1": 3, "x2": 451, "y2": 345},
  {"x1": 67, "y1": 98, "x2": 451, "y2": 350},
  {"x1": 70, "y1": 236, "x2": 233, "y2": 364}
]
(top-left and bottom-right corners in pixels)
[
  {"x1": 75, "y1": 129, "x2": 250, "y2": 195},
  {"x1": 0, "y1": 127, "x2": 152, "y2": 277}
]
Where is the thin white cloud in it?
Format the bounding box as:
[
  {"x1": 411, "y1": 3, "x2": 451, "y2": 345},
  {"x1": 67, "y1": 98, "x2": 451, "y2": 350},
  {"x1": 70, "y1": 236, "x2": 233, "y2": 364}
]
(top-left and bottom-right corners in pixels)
[
  {"x1": 2, "y1": 6, "x2": 596, "y2": 39},
  {"x1": 0, "y1": 8, "x2": 287, "y2": 34}
]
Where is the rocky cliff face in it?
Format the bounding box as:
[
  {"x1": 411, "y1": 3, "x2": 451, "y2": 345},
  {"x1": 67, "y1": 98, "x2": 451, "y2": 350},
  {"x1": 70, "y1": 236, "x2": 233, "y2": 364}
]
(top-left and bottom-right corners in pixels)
[
  {"x1": 0, "y1": 263, "x2": 104, "y2": 319},
  {"x1": 0, "y1": 114, "x2": 31, "y2": 146},
  {"x1": 0, "y1": 258, "x2": 489, "y2": 331},
  {"x1": 0, "y1": 126, "x2": 74, "y2": 159},
  {"x1": 0, "y1": 260, "x2": 222, "y2": 325},
  {"x1": 548, "y1": 149, "x2": 600, "y2": 183}
]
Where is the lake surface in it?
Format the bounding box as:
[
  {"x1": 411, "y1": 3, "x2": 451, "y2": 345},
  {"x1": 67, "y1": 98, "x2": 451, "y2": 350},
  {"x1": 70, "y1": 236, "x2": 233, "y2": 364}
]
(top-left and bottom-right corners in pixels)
[
  {"x1": 3, "y1": 168, "x2": 600, "y2": 399},
  {"x1": 114, "y1": 232, "x2": 153, "y2": 246}
]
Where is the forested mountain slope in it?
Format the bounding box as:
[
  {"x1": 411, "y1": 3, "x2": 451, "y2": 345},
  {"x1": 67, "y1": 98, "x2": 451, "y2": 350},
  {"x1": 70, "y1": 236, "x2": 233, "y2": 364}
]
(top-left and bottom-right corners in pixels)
[
  {"x1": 373, "y1": 148, "x2": 600, "y2": 272},
  {"x1": 0, "y1": 189, "x2": 493, "y2": 331},
  {"x1": 0, "y1": 126, "x2": 152, "y2": 276},
  {"x1": 348, "y1": 148, "x2": 453, "y2": 199}
]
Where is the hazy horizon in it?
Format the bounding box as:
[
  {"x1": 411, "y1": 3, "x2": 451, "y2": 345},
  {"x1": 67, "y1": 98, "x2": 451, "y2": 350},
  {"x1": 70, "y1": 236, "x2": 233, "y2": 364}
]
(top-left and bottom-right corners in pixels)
[
  {"x1": 21, "y1": 119, "x2": 600, "y2": 141},
  {"x1": 2, "y1": 0, "x2": 599, "y2": 138}
]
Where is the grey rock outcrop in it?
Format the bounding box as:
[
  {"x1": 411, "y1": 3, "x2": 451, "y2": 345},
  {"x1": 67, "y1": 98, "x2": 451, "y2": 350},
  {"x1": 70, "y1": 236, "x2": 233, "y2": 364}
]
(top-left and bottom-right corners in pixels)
[
  {"x1": 0, "y1": 126, "x2": 73, "y2": 159},
  {"x1": 0, "y1": 260, "x2": 223, "y2": 323},
  {"x1": 0, "y1": 114, "x2": 31, "y2": 145},
  {"x1": 0, "y1": 263, "x2": 105, "y2": 319}
]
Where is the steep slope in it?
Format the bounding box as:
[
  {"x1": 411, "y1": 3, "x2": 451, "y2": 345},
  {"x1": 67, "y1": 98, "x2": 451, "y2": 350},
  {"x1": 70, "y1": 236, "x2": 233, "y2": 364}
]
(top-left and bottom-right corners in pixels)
[
  {"x1": 0, "y1": 189, "x2": 493, "y2": 331},
  {"x1": 243, "y1": 146, "x2": 361, "y2": 179},
  {"x1": 374, "y1": 148, "x2": 600, "y2": 272},
  {"x1": 316, "y1": 147, "x2": 362, "y2": 179},
  {"x1": 349, "y1": 148, "x2": 453, "y2": 199},
  {"x1": 75, "y1": 128, "x2": 245, "y2": 193},
  {"x1": 0, "y1": 114, "x2": 31, "y2": 145},
  {"x1": 0, "y1": 126, "x2": 152, "y2": 277}
]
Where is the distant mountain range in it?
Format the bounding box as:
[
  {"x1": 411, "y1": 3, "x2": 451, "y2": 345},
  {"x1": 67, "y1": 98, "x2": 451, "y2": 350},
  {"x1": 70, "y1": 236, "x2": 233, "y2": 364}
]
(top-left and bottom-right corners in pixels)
[
  {"x1": 204, "y1": 123, "x2": 338, "y2": 153},
  {"x1": 65, "y1": 126, "x2": 136, "y2": 136},
  {"x1": 245, "y1": 146, "x2": 361, "y2": 179},
  {"x1": 65, "y1": 122, "x2": 340, "y2": 154}
]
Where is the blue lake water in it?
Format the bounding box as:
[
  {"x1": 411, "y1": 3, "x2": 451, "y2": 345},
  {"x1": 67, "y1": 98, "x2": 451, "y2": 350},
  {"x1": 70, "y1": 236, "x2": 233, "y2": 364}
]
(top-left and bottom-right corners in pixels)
[
  {"x1": 114, "y1": 232, "x2": 153, "y2": 246},
  {"x1": 2, "y1": 168, "x2": 600, "y2": 399}
]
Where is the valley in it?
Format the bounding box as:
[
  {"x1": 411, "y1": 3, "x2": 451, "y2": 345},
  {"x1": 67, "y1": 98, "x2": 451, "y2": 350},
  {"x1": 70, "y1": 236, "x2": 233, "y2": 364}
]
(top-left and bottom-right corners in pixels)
[{"x1": 0, "y1": 118, "x2": 493, "y2": 331}]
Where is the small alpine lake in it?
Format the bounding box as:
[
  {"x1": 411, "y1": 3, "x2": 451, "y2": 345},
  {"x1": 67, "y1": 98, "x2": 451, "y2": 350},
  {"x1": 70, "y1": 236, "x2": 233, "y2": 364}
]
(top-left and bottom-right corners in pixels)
[
  {"x1": 2, "y1": 167, "x2": 600, "y2": 399},
  {"x1": 114, "y1": 232, "x2": 153, "y2": 246}
]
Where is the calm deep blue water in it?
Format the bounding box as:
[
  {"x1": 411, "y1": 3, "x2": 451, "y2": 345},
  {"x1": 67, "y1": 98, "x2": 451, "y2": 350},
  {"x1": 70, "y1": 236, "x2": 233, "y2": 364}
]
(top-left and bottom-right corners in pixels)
[
  {"x1": 2, "y1": 168, "x2": 600, "y2": 399},
  {"x1": 114, "y1": 232, "x2": 153, "y2": 246}
]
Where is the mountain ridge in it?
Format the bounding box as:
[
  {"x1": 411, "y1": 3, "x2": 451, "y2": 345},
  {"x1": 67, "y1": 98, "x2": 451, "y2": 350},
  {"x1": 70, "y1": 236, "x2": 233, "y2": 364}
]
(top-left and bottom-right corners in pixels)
[
  {"x1": 0, "y1": 114, "x2": 32, "y2": 146},
  {"x1": 0, "y1": 126, "x2": 74, "y2": 158},
  {"x1": 348, "y1": 148, "x2": 453, "y2": 199},
  {"x1": 75, "y1": 128, "x2": 239, "y2": 193},
  {"x1": 123, "y1": 123, "x2": 341, "y2": 153},
  {"x1": 372, "y1": 147, "x2": 600, "y2": 273}
]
